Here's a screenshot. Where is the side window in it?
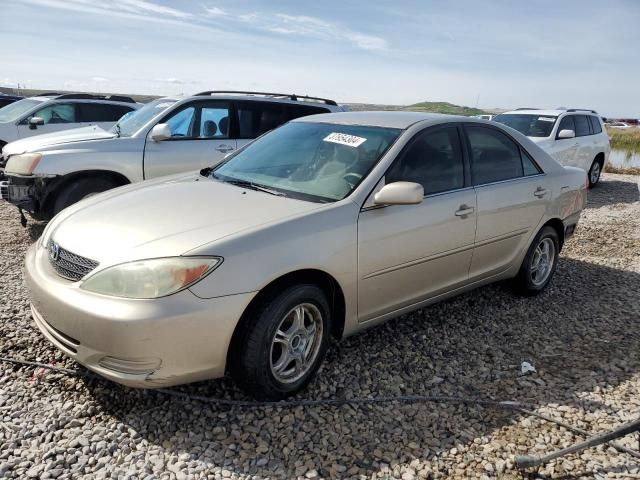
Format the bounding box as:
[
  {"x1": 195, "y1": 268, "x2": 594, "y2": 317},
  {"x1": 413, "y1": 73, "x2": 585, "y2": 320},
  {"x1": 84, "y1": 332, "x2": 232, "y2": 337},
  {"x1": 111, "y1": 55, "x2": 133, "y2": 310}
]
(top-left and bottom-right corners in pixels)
[
  {"x1": 589, "y1": 116, "x2": 602, "y2": 134},
  {"x1": 199, "y1": 103, "x2": 230, "y2": 139},
  {"x1": 574, "y1": 115, "x2": 590, "y2": 137},
  {"x1": 237, "y1": 102, "x2": 286, "y2": 138},
  {"x1": 467, "y1": 126, "x2": 523, "y2": 185},
  {"x1": 521, "y1": 149, "x2": 542, "y2": 176},
  {"x1": 556, "y1": 115, "x2": 576, "y2": 138},
  {"x1": 164, "y1": 106, "x2": 196, "y2": 138},
  {"x1": 386, "y1": 126, "x2": 464, "y2": 195},
  {"x1": 78, "y1": 103, "x2": 134, "y2": 122},
  {"x1": 31, "y1": 103, "x2": 77, "y2": 124},
  {"x1": 286, "y1": 104, "x2": 329, "y2": 121}
]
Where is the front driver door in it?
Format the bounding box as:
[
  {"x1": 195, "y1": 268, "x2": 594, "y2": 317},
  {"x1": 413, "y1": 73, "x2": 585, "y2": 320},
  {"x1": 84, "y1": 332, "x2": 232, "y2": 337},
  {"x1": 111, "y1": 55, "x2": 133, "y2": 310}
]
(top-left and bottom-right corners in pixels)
[
  {"x1": 143, "y1": 100, "x2": 236, "y2": 179},
  {"x1": 15, "y1": 102, "x2": 79, "y2": 139},
  {"x1": 551, "y1": 115, "x2": 578, "y2": 167},
  {"x1": 357, "y1": 125, "x2": 477, "y2": 322}
]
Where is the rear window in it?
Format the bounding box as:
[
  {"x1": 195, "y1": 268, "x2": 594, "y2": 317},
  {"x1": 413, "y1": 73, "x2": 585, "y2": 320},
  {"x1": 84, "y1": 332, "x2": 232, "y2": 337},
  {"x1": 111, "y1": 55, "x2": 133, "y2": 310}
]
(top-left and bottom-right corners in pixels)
[
  {"x1": 589, "y1": 116, "x2": 602, "y2": 134},
  {"x1": 493, "y1": 113, "x2": 557, "y2": 138},
  {"x1": 79, "y1": 103, "x2": 135, "y2": 122}
]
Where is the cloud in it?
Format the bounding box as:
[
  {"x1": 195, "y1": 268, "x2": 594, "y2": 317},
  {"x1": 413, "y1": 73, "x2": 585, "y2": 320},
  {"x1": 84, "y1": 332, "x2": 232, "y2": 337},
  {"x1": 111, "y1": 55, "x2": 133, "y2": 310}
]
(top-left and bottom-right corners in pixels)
[
  {"x1": 203, "y1": 6, "x2": 226, "y2": 17},
  {"x1": 92, "y1": 76, "x2": 109, "y2": 83},
  {"x1": 270, "y1": 13, "x2": 388, "y2": 52}
]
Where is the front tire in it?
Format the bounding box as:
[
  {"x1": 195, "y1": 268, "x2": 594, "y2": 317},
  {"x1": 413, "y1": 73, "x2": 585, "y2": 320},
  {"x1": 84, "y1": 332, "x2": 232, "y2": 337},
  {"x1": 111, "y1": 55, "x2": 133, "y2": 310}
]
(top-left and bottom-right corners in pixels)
[
  {"x1": 231, "y1": 285, "x2": 331, "y2": 400},
  {"x1": 588, "y1": 159, "x2": 602, "y2": 187},
  {"x1": 52, "y1": 177, "x2": 118, "y2": 216},
  {"x1": 513, "y1": 226, "x2": 560, "y2": 296}
]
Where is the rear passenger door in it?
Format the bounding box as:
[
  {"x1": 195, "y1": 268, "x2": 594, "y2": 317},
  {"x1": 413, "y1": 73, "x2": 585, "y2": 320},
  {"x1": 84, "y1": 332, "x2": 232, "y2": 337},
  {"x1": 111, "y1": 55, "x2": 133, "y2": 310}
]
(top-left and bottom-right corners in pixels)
[
  {"x1": 573, "y1": 115, "x2": 594, "y2": 173},
  {"x1": 143, "y1": 100, "x2": 235, "y2": 179},
  {"x1": 77, "y1": 102, "x2": 135, "y2": 130},
  {"x1": 465, "y1": 125, "x2": 549, "y2": 280}
]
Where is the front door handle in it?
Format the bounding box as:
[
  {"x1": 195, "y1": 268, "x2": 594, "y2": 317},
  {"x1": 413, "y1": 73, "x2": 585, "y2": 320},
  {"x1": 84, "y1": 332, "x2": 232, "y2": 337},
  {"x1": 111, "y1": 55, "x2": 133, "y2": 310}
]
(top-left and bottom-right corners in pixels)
[
  {"x1": 215, "y1": 144, "x2": 234, "y2": 153},
  {"x1": 455, "y1": 205, "x2": 475, "y2": 217},
  {"x1": 534, "y1": 187, "x2": 547, "y2": 198}
]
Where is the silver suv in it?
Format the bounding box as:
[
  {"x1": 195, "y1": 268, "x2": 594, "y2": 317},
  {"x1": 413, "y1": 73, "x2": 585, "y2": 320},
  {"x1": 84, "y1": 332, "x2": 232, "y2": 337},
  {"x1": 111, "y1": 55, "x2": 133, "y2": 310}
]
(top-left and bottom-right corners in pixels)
[
  {"x1": 2, "y1": 91, "x2": 344, "y2": 220},
  {"x1": 0, "y1": 93, "x2": 139, "y2": 149}
]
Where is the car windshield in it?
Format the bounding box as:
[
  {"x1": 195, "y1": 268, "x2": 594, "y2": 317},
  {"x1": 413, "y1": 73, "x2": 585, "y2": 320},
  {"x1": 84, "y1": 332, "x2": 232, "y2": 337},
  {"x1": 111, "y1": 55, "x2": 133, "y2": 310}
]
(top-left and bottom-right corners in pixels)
[
  {"x1": 212, "y1": 121, "x2": 401, "y2": 202},
  {"x1": 0, "y1": 98, "x2": 44, "y2": 123},
  {"x1": 111, "y1": 99, "x2": 177, "y2": 137},
  {"x1": 493, "y1": 113, "x2": 558, "y2": 137}
]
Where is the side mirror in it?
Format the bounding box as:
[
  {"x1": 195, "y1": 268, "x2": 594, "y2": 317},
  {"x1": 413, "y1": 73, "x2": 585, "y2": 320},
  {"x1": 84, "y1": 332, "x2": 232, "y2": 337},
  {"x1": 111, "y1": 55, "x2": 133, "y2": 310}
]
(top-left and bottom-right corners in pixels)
[
  {"x1": 150, "y1": 123, "x2": 171, "y2": 142},
  {"x1": 373, "y1": 182, "x2": 424, "y2": 206},
  {"x1": 557, "y1": 129, "x2": 575, "y2": 139},
  {"x1": 29, "y1": 116, "x2": 44, "y2": 129}
]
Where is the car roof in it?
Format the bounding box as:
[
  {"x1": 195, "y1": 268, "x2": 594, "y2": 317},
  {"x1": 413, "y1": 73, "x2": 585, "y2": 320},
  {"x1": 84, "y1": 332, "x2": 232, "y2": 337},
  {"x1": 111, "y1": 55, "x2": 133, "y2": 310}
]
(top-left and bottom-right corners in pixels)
[
  {"x1": 500, "y1": 109, "x2": 598, "y2": 117},
  {"x1": 293, "y1": 111, "x2": 462, "y2": 129},
  {"x1": 182, "y1": 92, "x2": 342, "y2": 110}
]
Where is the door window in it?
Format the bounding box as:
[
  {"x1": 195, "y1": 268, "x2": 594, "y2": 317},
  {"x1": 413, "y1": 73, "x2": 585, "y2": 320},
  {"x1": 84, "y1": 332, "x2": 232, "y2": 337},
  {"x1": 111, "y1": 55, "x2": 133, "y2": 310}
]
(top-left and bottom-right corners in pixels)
[
  {"x1": 237, "y1": 102, "x2": 287, "y2": 138},
  {"x1": 29, "y1": 103, "x2": 77, "y2": 124},
  {"x1": 556, "y1": 115, "x2": 576, "y2": 138},
  {"x1": 165, "y1": 106, "x2": 196, "y2": 138},
  {"x1": 386, "y1": 126, "x2": 464, "y2": 195},
  {"x1": 467, "y1": 126, "x2": 524, "y2": 185},
  {"x1": 522, "y1": 149, "x2": 542, "y2": 176},
  {"x1": 588, "y1": 116, "x2": 602, "y2": 134},
  {"x1": 573, "y1": 115, "x2": 590, "y2": 137},
  {"x1": 199, "y1": 105, "x2": 230, "y2": 138}
]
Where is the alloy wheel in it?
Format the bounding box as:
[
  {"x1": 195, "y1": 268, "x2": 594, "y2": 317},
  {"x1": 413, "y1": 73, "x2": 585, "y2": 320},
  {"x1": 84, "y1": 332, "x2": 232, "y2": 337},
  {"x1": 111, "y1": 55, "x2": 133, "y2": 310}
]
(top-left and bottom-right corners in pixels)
[
  {"x1": 530, "y1": 237, "x2": 555, "y2": 286},
  {"x1": 269, "y1": 303, "x2": 323, "y2": 384}
]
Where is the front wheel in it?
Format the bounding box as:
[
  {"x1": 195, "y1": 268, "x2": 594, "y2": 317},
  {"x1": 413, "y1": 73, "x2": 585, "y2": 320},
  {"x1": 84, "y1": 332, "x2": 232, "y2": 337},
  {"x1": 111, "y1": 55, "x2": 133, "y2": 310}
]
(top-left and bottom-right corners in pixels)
[
  {"x1": 230, "y1": 285, "x2": 331, "y2": 400},
  {"x1": 513, "y1": 226, "x2": 560, "y2": 296},
  {"x1": 588, "y1": 159, "x2": 602, "y2": 187},
  {"x1": 52, "y1": 177, "x2": 118, "y2": 216}
]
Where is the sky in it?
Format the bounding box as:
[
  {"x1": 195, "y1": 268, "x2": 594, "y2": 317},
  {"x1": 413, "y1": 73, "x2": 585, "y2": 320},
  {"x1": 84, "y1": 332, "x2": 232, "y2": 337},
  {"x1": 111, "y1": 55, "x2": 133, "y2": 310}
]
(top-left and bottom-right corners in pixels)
[{"x1": 1, "y1": 0, "x2": 639, "y2": 117}]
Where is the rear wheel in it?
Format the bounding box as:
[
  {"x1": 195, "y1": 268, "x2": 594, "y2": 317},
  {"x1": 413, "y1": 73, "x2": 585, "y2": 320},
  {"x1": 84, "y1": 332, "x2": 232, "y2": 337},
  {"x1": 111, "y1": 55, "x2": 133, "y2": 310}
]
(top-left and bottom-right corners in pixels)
[
  {"x1": 513, "y1": 226, "x2": 560, "y2": 296},
  {"x1": 588, "y1": 159, "x2": 602, "y2": 187},
  {"x1": 230, "y1": 285, "x2": 331, "y2": 399},
  {"x1": 52, "y1": 177, "x2": 118, "y2": 216}
]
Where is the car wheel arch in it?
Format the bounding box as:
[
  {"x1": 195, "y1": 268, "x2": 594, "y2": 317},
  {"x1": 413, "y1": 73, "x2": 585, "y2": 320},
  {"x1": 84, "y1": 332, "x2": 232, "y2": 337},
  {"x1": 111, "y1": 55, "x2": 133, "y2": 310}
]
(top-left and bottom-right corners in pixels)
[
  {"x1": 43, "y1": 170, "x2": 131, "y2": 217},
  {"x1": 540, "y1": 218, "x2": 565, "y2": 251},
  {"x1": 225, "y1": 268, "x2": 346, "y2": 373}
]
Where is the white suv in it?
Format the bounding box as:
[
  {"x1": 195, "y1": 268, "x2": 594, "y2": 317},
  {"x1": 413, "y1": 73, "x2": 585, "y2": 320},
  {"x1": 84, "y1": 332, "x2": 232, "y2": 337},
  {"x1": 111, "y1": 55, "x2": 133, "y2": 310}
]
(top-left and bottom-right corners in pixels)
[
  {"x1": 0, "y1": 93, "x2": 140, "y2": 149},
  {"x1": 494, "y1": 109, "x2": 610, "y2": 187}
]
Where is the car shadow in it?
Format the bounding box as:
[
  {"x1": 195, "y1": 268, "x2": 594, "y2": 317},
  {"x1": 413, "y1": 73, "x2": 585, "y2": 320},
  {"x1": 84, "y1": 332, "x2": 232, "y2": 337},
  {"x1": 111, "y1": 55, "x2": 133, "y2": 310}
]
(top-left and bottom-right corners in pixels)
[
  {"x1": 586, "y1": 176, "x2": 639, "y2": 209},
  {"x1": 80, "y1": 256, "x2": 640, "y2": 478}
]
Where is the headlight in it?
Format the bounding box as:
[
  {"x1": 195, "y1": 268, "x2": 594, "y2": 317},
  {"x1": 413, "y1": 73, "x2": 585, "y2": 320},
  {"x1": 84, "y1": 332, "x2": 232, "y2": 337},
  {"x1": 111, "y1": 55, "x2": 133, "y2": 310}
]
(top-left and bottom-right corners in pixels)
[
  {"x1": 80, "y1": 257, "x2": 222, "y2": 299},
  {"x1": 5, "y1": 152, "x2": 43, "y2": 175}
]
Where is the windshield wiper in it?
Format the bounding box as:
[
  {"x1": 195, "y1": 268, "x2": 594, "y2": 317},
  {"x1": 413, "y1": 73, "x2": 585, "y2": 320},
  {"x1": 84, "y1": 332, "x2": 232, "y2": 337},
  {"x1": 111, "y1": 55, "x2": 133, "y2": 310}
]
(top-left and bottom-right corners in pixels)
[
  {"x1": 113, "y1": 123, "x2": 121, "y2": 138},
  {"x1": 219, "y1": 177, "x2": 286, "y2": 197}
]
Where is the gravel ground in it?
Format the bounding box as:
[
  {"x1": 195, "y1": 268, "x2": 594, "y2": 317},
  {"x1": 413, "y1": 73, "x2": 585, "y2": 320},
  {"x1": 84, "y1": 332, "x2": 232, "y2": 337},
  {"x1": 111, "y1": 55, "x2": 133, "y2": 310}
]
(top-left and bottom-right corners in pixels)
[{"x1": 1, "y1": 173, "x2": 639, "y2": 480}]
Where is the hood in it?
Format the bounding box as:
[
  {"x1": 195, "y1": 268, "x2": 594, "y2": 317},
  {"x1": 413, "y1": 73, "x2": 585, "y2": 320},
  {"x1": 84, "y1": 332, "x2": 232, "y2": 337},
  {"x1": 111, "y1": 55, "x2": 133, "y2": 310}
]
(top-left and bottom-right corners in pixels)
[
  {"x1": 2, "y1": 126, "x2": 115, "y2": 157},
  {"x1": 48, "y1": 175, "x2": 322, "y2": 267}
]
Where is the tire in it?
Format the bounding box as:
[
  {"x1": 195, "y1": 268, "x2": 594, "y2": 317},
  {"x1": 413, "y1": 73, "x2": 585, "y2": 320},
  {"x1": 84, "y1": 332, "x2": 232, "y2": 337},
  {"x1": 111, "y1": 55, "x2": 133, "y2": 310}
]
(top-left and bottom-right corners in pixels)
[
  {"x1": 513, "y1": 226, "x2": 560, "y2": 296},
  {"x1": 230, "y1": 284, "x2": 331, "y2": 400},
  {"x1": 588, "y1": 159, "x2": 602, "y2": 188},
  {"x1": 52, "y1": 177, "x2": 118, "y2": 216}
]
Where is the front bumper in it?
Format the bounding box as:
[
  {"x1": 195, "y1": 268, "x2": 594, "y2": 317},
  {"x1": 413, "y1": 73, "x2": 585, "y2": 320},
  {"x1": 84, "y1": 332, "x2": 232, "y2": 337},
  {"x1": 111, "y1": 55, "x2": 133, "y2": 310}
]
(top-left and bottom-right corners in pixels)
[
  {"x1": 25, "y1": 243, "x2": 255, "y2": 388},
  {"x1": 2, "y1": 174, "x2": 37, "y2": 213}
]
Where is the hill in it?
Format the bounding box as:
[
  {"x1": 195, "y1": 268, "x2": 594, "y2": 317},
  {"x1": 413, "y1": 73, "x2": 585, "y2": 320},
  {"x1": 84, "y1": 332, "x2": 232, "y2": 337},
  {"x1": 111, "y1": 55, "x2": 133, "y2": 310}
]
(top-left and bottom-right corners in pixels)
[{"x1": 346, "y1": 101, "x2": 491, "y2": 116}]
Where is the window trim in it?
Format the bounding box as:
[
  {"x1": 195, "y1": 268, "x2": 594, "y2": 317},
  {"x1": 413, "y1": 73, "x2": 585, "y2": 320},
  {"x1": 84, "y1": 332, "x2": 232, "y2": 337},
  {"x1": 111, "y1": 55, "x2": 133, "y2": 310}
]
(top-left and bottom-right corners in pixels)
[
  {"x1": 462, "y1": 123, "x2": 544, "y2": 187},
  {"x1": 155, "y1": 100, "x2": 232, "y2": 141},
  {"x1": 382, "y1": 123, "x2": 470, "y2": 198}
]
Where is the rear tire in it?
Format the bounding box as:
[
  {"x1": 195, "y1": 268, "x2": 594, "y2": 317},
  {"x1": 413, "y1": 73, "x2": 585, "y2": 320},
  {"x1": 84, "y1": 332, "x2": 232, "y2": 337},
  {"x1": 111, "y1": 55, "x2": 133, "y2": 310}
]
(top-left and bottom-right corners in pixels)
[
  {"x1": 513, "y1": 226, "x2": 560, "y2": 296},
  {"x1": 52, "y1": 177, "x2": 118, "y2": 216},
  {"x1": 230, "y1": 284, "x2": 331, "y2": 400},
  {"x1": 588, "y1": 159, "x2": 602, "y2": 187}
]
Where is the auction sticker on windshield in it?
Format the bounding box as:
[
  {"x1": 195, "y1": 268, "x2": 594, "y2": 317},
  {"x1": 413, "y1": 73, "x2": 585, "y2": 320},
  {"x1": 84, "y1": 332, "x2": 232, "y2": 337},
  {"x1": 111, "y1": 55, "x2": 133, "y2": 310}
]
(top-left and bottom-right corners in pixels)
[{"x1": 324, "y1": 132, "x2": 367, "y2": 147}]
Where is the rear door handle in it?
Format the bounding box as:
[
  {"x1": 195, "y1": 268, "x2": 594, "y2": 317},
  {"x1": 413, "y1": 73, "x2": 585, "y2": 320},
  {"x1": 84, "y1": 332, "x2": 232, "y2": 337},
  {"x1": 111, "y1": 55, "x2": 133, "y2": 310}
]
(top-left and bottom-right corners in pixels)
[
  {"x1": 455, "y1": 205, "x2": 475, "y2": 217},
  {"x1": 534, "y1": 187, "x2": 547, "y2": 198},
  {"x1": 215, "y1": 144, "x2": 234, "y2": 153}
]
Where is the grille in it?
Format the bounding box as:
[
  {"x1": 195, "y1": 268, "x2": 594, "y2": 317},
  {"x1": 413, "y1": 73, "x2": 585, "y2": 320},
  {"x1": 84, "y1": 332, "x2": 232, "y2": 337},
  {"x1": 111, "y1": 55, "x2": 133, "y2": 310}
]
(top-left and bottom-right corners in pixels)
[
  {"x1": 48, "y1": 240, "x2": 99, "y2": 281},
  {"x1": 0, "y1": 181, "x2": 8, "y2": 200}
]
